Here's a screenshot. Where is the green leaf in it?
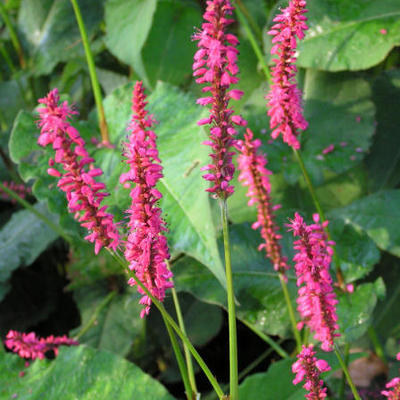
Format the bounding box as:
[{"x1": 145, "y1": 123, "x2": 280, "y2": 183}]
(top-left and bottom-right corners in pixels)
[
  {"x1": 18, "y1": 0, "x2": 104, "y2": 75},
  {"x1": 0, "y1": 80, "x2": 26, "y2": 133},
  {"x1": 336, "y1": 279, "x2": 384, "y2": 344},
  {"x1": 329, "y1": 219, "x2": 380, "y2": 282},
  {"x1": 296, "y1": 0, "x2": 400, "y2": 71},
  {"x1": 105, "y1": 0, "x2": 201, "y2": 87},
  {"x1": 331, "y1": 189, "x2": 400, "y2": 257},
  {"x1": 104, "y1": 0, "x2": 157, "y2": 83},
  {"x1": 173, "y1": 223, "x2": 296, "y2": 337},
  {"x1": 71, "y1": 282, "x2": 145, "y2": 357},
  {"x1": 366, "y1": 70, "x2": 400, "y2": 190},
  {"x1": 102, "y1": 81, "x2": 226, "y2": 287},
  {"x1": 239, "y1": 358, "x2": 305, "y2": 400},
  {"x1": 301, "y1": 70, "x2": 375, "y2": 183},
  {"x1": 0, "y1": 346, "x2": 176, "y2": 399},
  {"x1": 0, "y1": 202, "x2": 58, "y2": 283}
]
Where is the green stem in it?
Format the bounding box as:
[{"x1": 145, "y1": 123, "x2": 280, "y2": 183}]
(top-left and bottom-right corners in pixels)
[
  {"x1": 235, "y1": 0, "x2": 263, "y2": 43},
  {"x1": 338, "y1": 343, "x2": 350, "y2": 400},
  {"x1": 368, "y1": 326, "x2": 387, "y2": 363},
  {"x1": 74, "y1": 291, "x2": 116, "y2": 340},
  {"x1": 0, "y1": 42, "x2": 16, "y2": 74},
  {"x1": 163, "y1": 314, "x2": 194, "y2": 400},
  {"x1": 69, "y1": 0, "x2": 110, "y2": 144},
  {"x1": 234, "y1": 5, "x2": 271, "y2": 84},
  {"x1": 220, "y1": 199, "x2": 239, "y2": 400},
  {"x1": 0, "y1": 2, "x2": 25, "y2": 69},
  {"x1": 0, "y1": 182, "x2": 71, "y2": 244},
  {"x1": 241, "y1": 319, "x2": 289, "y2": 359},
  {"x1": 292, "y1": 148, "x2": 345, "y2": 288},
  {"x1": 279, "y1": 274, "x2": 301, "y2": 353},
  {"x1": 109, "y1": 250, "x2": 225, "y2": 399},
  {"x1": 170, "y1": 278, "x2": 198, "y2": 394},
  {"x1": 334, "y1": 344, "x2": 361, "y2": 400}
]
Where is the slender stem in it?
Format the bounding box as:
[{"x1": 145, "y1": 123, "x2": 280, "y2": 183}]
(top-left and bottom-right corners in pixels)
[
  {"x1": 241, "y1": 319, "x2": 289, "y2": 359},
  {"x1": 69, "y1": 0, "x2": 110, "y2": 144},
  {"x1": 170, "y1": 272, "x2": 198, "y2": 394},
  {"x1": 235, "y1": 0, "x2": 263, "y2": 43},
  {"x1": 0, "y1": 182, "x2": 72, "y2": 244},
  {"x1": 163, "y1": 313, "x2": 194, "y2": 400},
  {"x1": 220, "y1": 199, "x2": 239, "y2": 400},
  {"x1": 0, "y1": 2, "x2": 25, "y2": 69},
  {"x1": 338, "y1": 343, "x2": 350, "y2": 400},
  {"x1": 334, "y1": 343, "x2": 361, "y2": 400},
  {"x1": 74, "y1": 291, "x2": 116, "y2": 340},
  {"x1": 109, "y1": 250, "x2": 225, "y2": 399},
  {"x1": 279, "y1": 274, "x2": 301, "y2": 353},
  {"x1": 292, "y1": 148, "x2": 345, "y2": 288},
  {"x1": 0, "y1": 42, "x2": 16, "y2": 73},
  {"x1": 368, "y1": 326, "x2": 387, "y2": 363},
  {"x1": 234, "y1": 5, "x2": 271, "y2": 84}
]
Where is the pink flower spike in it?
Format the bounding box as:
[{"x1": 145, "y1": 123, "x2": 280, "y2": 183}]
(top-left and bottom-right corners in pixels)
[
  {"x1": 4, "y1": 330, "x2": 78, "y2": 360},
  {"x1": 192, "y1": 0, "x2": 244, "y2": 199},
  {"x1": 292, "y1": 345, "x2": 331, "y2": 399},
  {"x1": 237, "y1": 128, "x2": 288, "y2": 275},
  {"x1": 121, "y1": 81, "x2": 173, "y2": 317},
  {"x1": 382, "y1": 377, "x2": 400, "y2": 399},
  {"x1": 380, "y1": 29, "x2": 387, "y2": 35},
  {"x1": 36, "y1": 89, "x2": 120, "y2": 254},
  {"x1": 288, "y1": 212, "x2": 340, "y2": 351},
  {"x1": 266, "y1": 0, "x2": 309, "y2": 149}
]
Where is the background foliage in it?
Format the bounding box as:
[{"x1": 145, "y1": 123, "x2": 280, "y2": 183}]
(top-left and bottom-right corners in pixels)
[{"x1": 1, "y1": 0, "x2": 400, "y2": 398}]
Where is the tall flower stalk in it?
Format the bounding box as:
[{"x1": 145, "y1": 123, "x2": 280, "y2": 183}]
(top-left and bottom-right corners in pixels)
[
  {"x1": 266, "y1": 0, "x2": 345, "y2": 288},
  {"x1": 237, "y1": 128, "x2": 301, "y2": 351},
  {"x1": 120, "y1": 81, "x2": 173, "y2": 318},
  {"x1": 120, "y1": 82, "x2": 196, "y2": 398},
  {"x1": 37, "y1": 89, "x2": 119, "y2": 254},
  {"x1": 193, "y1": 1, "x2": 244, "y2": 397}
]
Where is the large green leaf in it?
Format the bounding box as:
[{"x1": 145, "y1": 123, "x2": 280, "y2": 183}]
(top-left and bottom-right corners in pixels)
[
  {"x1": 301, "y1": 70, "x2": 375, "y2": 183},
  {"x1": 105, "y1": 0, "x2": 201, "y2": 87},
  {"x1": 17, "y1": 0, "x2": 104, "y2": 75},
  {"x1": 0, "y1": 346, "x2": 176, "y2": 399},
  {"x1": 366, "y1": 70, "x2": 400, "y2": 191},
  {"x1": 173, "y1": 223, "x2": 296, "y2": 337},
  {"x1": 296, "y1": 0, "x2": 400, "y2": 71},
  {"x1": 101, "y1": 81, "x2": 226, "y2": 287},
  {"x1": 0, "y1": 202, "x2": 58, "y2": 283},
  {"x1": 336, "y1": 279, "x2": 385, "y2": 344},
  {"x1": 332, "y1": 190, "x2": 400, "y2": 257},
  {"x1": 71, "y1": 282, "x2": 145, "y2": 357}
]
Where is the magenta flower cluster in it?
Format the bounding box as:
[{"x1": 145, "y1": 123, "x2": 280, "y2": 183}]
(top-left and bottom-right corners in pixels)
[
  {"x1": 37, "y1": 89, "x2": 119, "y2": 254},
  {"x1": 237, "y1": 128, "x2": 288, "y2": 274},
  {"x1": 288, "y1": 213, "x2": 339, "y2": 351},
  {"x1": 292, "y1": 345, "x2": 331, "y2": 399},
  {"x1": 120, "y1": 81, "x2": 173, "y2": 318},
  {"x1": 193, "y1": 0, "x2": 247, "y2": 198},
  {"x1": 5, "y1": 330, "x2": 78, "y2": 360},
  {"x1": 266, "y1": 0, "x2": 309, "y2": 149},
  {"x1": 382, "y1": 352, "x2": 400, "y2": 398}
]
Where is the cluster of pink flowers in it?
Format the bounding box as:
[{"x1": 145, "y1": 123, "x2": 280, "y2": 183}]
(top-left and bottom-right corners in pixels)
[
  {"x1": 4, "y1": 330, "x2": 78, "y2": 360},
  {"x1": 193, "y1": 0, "x2": 247, "y2": 199},
  {"x1": 37, "y1": 89, "x2": 119, "y2": 254},
  {"x1": 0, "y1": 181, "x2": 31, "y2": 203},
  {"x1": 120, "y1": 81, "x2": 173, "y2": 318},
  {"x1": 292, "y1": 345, "x2": 331, "y2": 399},
  {"x1": 288, "y1": 213, "x2": 339, "y2": 351},
  {"x1": 237, "y1": 128, "x2": 288, "y2": 274},
  {"x1": 266, "y1": 0, "x2": 309, "y2": 149},
  {"x1": 382, "y1": 352, "x2": 400, "y2": 399}
]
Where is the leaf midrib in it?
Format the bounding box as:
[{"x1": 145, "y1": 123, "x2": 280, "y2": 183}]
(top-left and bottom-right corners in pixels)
[{"x1": 303, "y1": 10, "x2": 400, "y2": 43}]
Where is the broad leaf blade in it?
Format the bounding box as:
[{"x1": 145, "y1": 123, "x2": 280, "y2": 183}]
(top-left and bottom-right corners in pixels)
[
  {"x1": 0, "y1": 202, "x2": 58, "y2": 283},
  {"x1": 0, "y1": 346, "x2": 176, "y2": 399},
  {"x1": 296, "y1": 0, "x2": 400, "y2": 71}
]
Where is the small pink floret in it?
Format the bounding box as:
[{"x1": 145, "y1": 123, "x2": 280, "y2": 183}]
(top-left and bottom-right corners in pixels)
[{"x1": 322, "y1": 144, "x2": 334, "y2": 155}]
